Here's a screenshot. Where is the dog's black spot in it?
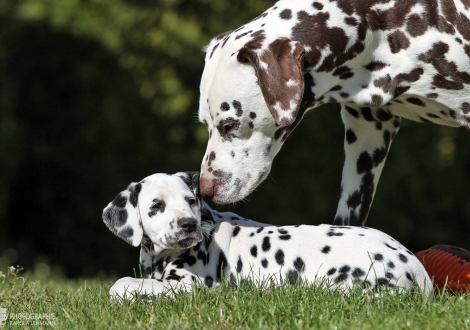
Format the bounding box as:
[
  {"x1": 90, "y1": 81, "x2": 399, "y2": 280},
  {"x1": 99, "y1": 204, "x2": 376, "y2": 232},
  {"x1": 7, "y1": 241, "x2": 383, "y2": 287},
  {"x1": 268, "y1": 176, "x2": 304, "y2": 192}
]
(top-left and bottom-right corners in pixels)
[
  {"x1": 385, "y1": 272, "x2": 395, "y2": 279},
  {"x1": 205, "y1": 276, "x2": 214, "y2": 288},
  {"x1": 398, "y1": 253, "x2": 408, "y2": 263},
  {"x1": 321, "y1": 245, "x2": 331, "y2": 254},
  {"x1": 293, "y1": 257, "x2": 305, "y2": 272},
  {"x1": 197, "y1": 250, "x2": 208, "y2": 265},
  {"x1": 387, "y1": 261, "x2": 395, "y2": 269},
  {"x1": 346, "y1": 129, "x2": 357, "y2": 144},
  {"x1": 233, "y1": 226, "x2": 241, "y2": 237},
  {"x1": 347, "y1": 191, "x2": 361, "y2": 209},
  {"x1": 374, "y1": 253, "x2": 384, "y2": 261},
  {"x1": 166, "y1": 269, "x2": 182, "y2": 281},
  {"x1": 262, "y1": 236, "x2": 271, "y2": 252},
  {"x1": 279, "y1": 235, "x2": 291, "y2": 240},
  {"x1": 261, "y1": 258, "x2": 268, "y2": 268},
  {"x1": 351, "y1": 268, "x2": 365, "y2": 278},
  {"x1": 357, "y1": 152, "x2": 374, "y2": 174},
  {"x1": 257, "y1": 227, "x2": 264, "y2": 233},
  {"x1": 216, "y1": 251, "x2": 228, "y2": 280},
  {"x1": 405, "y1": 272, "x2": 414, "y2": 281},
  {"x1": 385, "y1": 243, "x2": 397, "y2": 251},
  {"x1": 345, "y1": 106, "x2": 359, "y2": 118},
  {"x1": 232, "y1": 100, "x2": 243, "y2": 117},
  {"x1": 339, "y1": 265, "x2": 351, "y2": 273},
  {"x1": 376, "y1": 108, "x2": 393, "y2": 121},
  {"x1": 236, "y1": 255, "x2": 243, "y2": 273},
  {"x1": 220, "y1": 102, "x2": 230, "y2": 111},
  {"x1": 112, "y1": 193, "x2": 127, "y2": 208},
  {"x1": 120, "y1": 226, "x2": 133, "y2": 238},
  {"x1": 286, "y1": 270, "x2": 299, "y2": 285},
  {"x1": 335, "y1": 273, "x2": 348, "y2": 283},
  {"x1": 128, "y1": 183, "x2": 142, "y2": 208},
  {"x1": 327, "y1": 268, "x2": 337, "y2": 276},
  {"x1": 250, "y1": 245, "x2": 258, "y2": 257},
  {"x1": 406, "y1": 97, "x2": 425, "y2": 106},
  {"x1": 275, "y1": 249, "x2": 285, "y2": 265}
]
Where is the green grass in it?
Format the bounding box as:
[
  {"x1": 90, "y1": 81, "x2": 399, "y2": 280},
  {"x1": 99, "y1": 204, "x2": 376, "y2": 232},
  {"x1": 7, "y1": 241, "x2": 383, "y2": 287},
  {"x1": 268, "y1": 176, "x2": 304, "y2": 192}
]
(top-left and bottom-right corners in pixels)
[{"x1": 0, "y1": 266, "x2": 469, "y2": 329}]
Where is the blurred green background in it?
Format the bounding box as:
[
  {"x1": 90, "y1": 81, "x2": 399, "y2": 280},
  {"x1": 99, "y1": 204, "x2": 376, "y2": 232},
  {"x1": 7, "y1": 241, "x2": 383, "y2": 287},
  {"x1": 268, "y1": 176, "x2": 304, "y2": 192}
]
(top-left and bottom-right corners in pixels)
[{"x1": 1, "y1": 0, "x2": 469, "y2": 279}]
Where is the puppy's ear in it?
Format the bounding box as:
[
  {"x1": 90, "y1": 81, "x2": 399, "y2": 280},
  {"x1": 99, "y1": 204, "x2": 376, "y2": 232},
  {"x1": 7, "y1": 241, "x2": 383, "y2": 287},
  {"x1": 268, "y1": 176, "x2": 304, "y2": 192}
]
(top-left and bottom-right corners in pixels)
[
  {"x1": 102, "y1": 182, "x2": 144, "y2": 247},
  {"x1": 177, "y1": 171, "x2": 200, "y2": 196},
  {"x1": 177, "y1": 171, "x2": 204, "y2": 208}
]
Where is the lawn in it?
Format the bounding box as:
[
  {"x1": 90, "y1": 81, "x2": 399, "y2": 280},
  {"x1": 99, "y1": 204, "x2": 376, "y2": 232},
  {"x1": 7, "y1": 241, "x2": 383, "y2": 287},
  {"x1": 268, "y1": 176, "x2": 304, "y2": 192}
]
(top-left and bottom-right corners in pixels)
[{"x1": 0, "y1": 265, "x2": 468, "y2": 329}]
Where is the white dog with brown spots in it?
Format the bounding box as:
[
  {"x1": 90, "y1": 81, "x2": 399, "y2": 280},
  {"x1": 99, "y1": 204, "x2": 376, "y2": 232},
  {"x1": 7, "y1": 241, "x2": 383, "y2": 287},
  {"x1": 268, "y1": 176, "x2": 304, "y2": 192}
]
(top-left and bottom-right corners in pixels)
[{"x1": 198, "y1": 0, "x2": 470, "y2": 226}]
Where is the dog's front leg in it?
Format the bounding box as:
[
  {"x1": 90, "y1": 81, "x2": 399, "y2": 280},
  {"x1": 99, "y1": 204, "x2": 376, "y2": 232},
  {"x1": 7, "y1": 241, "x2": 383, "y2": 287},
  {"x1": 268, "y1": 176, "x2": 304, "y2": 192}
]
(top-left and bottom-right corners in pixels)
[
  {"x1": 109, "y1": 277, "x2": 191, "y2": 302},
  {"x1": 334, "y1": 104, "x2": 401, "y2": 226}
]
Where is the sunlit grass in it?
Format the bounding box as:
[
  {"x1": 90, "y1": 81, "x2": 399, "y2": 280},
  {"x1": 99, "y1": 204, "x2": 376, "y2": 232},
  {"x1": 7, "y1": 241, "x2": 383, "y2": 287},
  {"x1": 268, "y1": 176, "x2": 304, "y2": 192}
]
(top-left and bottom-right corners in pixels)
[{"x1": 0, "y1": 266, "x2": 468, "y2": 329}]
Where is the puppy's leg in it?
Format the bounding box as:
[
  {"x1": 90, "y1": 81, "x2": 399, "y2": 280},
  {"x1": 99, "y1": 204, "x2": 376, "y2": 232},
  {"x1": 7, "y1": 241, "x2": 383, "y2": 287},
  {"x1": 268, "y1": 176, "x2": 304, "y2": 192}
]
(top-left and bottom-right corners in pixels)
[{"x1": 110, "y1": 276, "x2": 198, "y2": 302}]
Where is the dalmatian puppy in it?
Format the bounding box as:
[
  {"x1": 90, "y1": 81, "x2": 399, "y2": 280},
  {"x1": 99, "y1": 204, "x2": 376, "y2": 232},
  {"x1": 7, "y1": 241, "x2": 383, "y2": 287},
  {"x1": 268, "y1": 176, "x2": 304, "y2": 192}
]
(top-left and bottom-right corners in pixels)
[
  {"x1": 198, "y1": 0, "x2": 470, "y2": 226},
  {"x1": 103, "y1": 172, "x2": 431, "y2": 300}
]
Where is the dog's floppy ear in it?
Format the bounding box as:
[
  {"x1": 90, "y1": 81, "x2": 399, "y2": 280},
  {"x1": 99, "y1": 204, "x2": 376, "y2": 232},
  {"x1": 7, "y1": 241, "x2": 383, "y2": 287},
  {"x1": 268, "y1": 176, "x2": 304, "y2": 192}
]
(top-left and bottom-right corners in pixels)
[
  {"x1": 177, "y1": 171, "x2": 203, "y2": 206},
  {"x1": 238, "y1": 38, "x2": 305, "y2": 126},
  {"x1": 102, "y1": 182, "x2": 144, "y2": 247}
]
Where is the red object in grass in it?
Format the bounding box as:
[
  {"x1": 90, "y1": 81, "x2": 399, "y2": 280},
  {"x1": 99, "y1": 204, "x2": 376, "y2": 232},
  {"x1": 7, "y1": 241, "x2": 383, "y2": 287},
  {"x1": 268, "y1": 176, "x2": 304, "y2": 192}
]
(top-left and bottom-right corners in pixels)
[{"x1": 415, "y1": 245, "x2": 470, "y2": 293}]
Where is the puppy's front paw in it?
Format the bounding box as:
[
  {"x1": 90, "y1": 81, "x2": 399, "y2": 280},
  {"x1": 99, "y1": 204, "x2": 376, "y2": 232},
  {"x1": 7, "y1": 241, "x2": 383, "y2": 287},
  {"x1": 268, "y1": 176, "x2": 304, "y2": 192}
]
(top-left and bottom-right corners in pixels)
[{"x1": 109, "y1": 277, "x2": 144, "y2": 302}]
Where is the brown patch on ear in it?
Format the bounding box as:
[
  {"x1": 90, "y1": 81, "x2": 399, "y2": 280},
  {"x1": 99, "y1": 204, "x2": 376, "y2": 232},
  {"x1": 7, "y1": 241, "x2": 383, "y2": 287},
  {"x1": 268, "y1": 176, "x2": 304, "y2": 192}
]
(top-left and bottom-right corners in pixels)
[
  {"x1": 202, "y1": 30, "x2": 233, "y2": 52},
  {"x1": 238, "y1": 38, "x2": 305, "y2": 126}
]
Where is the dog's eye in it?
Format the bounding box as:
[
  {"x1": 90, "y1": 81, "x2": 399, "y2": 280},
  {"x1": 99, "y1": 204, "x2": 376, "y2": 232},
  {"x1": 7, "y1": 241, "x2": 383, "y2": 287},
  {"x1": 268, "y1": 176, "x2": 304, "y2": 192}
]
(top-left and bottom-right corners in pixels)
[
  {"x1": 151, "y1": 202, "x2": 164, "y2": 210},
  {"x1": 187, "y1": 198, "x2": 197, "y2": 207}
]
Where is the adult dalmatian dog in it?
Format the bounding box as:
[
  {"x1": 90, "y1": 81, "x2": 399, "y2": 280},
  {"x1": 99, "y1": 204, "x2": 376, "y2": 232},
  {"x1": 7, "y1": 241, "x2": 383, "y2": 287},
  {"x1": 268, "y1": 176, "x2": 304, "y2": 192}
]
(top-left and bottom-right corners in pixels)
[
  {"x1": 103, "y1": 172, "x2": 431, "y2": 300},
  {"x1": 198, "y1": 0, "x2": 470, "y2": 226}
]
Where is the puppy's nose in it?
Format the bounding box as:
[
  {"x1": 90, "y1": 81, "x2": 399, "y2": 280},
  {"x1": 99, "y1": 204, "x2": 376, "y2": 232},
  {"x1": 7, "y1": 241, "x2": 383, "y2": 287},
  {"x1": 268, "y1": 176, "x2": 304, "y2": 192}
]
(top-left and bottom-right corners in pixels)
[
  {"x1": 177, "y1": 218, "x2": 198, "y2": 233},
  {"x1": 200, "y1": 177, "x2": 216, "y2": 197}
]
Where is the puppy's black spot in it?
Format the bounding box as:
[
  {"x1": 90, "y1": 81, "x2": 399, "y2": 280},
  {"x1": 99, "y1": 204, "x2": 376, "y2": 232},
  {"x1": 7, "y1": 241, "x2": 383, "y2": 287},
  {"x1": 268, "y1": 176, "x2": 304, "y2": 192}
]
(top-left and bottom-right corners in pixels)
[
  {"x1": 321, "y1": 245, "x2": 331, "y2": 254},
  {"x1": 261, "y1": 258, "x2": 268, "y2": 268},
  {"x1": 286, "y1": 270, "x2": 298, "y2": 285},
  {"x1": 205, "y1": 276, "x2": 214, "y2": 288},
  {"x1": 351, "y1": 268, "x2": 365, "y2": 278},
  {"x1": 398, "y1": 253, "x2": 408, "y2": 263},
  {"x1": 220, "y1": 102, "x2": 230, "y2": 111},
  {"x1": 129, "y1": 183, "x2": 142, "y2": 208},
  {"x1": 236, "y1": 256, "x2": 243, "y2": 273},
  {"x1": 112, "y1": 193, "x2": 127, "y2": 208},
  {"x1": 233, "y1": 226, "x2": 241, "y2": 237},
  {"x1": 327, "y1": 268, "x2": 336, "y2": 276},
  {"x1": 120, "y1": 226, "x2": 133, "y2": 238},
  {"x1": 346, "y1": 129, "x2": 357, "y2": 144},
  {"x1": 275, "y1": 249, "x2": 285, "y2": 265},
  {"x1": 216, "y1": 251, "x2": 228, "y2": 280},
  {"x1": 374, "y1": 253, "x2": 384, "y2": 261},
  {"x1": 262, "y1": 236, "x2": 271, "y2": 252},
  {"x1": 293, "y1": 257, "x2": 305, "y2": 272},
  {"x1": 250, "y1": 245, "x2": 258, "y2": 257}
]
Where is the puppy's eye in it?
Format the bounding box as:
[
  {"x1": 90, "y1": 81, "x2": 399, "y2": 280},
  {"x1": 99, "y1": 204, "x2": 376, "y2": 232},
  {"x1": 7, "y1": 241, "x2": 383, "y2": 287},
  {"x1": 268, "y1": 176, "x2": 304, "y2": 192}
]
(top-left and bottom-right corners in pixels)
[
  {"x1": 151, "y1": 202, "x2": 164, "y2": 210},
  {"x1": 188, "y1": 198, "x2": 197, "y2": 207}
]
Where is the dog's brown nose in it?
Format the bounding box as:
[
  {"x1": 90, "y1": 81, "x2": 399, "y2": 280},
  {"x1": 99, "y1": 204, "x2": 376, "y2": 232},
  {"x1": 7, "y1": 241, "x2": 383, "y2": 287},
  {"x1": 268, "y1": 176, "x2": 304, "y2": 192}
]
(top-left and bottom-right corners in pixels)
[{"x1": 200, "y1": 177, "x2": 216, "y2": 197}]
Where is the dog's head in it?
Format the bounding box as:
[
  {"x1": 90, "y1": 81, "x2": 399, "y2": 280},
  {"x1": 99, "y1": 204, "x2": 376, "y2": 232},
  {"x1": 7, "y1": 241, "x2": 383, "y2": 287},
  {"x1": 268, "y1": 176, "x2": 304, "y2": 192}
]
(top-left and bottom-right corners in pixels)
[
  {"x1": 198, "y1": 28, "x2": 313, "y2": 203},
  {"x1": 103, "y1": 172, "x2": 210, "y2": 252}
]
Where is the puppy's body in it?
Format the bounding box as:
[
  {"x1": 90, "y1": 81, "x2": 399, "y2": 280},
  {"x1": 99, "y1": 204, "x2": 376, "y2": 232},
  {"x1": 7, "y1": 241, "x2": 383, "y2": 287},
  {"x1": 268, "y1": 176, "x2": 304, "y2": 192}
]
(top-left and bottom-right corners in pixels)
[{"x1": 103, "y1": 172, "x2": 431, "y2": 300}]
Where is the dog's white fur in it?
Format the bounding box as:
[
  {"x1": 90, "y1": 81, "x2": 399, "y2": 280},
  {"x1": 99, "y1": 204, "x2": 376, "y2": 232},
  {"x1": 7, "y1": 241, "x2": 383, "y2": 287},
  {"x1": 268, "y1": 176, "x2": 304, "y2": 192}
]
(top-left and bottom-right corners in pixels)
[
  {"x1": 198, "y1": 0, "x2": 470, "y2": 226},
  {"x1": 103, "y1": 172, "x2": 431, "y2": 301}
]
